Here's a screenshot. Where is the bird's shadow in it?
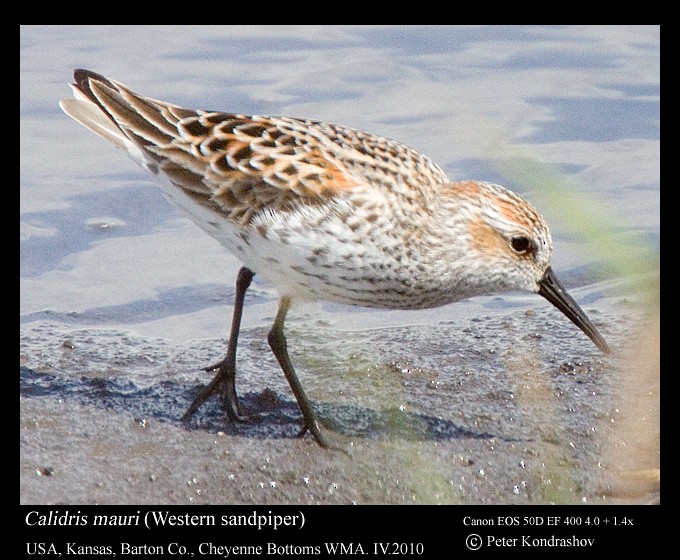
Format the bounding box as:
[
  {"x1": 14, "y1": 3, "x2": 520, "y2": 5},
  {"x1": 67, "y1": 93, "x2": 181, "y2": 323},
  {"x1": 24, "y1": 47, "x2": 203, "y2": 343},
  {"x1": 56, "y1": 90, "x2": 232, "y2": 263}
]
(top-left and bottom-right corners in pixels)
[{"x1": 20, "y1": 366, "x2": 495, "y2": 442}]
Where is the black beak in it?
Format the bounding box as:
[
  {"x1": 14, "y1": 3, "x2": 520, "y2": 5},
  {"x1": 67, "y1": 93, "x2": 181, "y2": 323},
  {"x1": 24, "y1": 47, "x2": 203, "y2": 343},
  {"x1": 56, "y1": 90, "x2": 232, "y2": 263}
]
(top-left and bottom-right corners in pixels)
[{"x1": 537, "y1": 267, "x2": 610, "y2": 354}]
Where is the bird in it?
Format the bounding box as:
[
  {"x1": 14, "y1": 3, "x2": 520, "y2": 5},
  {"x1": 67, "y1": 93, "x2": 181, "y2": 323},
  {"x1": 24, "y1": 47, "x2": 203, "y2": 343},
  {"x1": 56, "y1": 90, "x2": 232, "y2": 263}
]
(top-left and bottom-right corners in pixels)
[{"x1": 60, "y1": 69, "x2": 610, "y2": 449}]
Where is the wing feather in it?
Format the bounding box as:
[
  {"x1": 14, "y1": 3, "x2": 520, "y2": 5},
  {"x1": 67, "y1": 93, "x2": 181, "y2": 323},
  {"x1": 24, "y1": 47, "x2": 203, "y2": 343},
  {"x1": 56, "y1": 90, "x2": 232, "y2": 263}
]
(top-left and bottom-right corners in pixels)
[{"x1": 61, "y1": 69, "x2": 449, "y2": 226}]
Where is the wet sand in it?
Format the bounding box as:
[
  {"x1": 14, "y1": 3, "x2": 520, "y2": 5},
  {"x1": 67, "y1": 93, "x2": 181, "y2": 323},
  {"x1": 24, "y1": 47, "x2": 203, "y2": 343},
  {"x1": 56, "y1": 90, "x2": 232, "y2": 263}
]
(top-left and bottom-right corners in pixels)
[{"x1": 20, "y1": 294, "x2": 658, "y2": 505}]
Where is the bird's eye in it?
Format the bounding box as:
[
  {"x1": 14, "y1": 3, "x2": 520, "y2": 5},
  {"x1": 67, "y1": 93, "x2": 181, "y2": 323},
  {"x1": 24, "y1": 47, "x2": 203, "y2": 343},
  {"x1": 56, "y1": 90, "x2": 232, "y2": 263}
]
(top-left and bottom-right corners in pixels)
[{"x1": 510, "y1": 236, "x2": 532, "y2": 254}]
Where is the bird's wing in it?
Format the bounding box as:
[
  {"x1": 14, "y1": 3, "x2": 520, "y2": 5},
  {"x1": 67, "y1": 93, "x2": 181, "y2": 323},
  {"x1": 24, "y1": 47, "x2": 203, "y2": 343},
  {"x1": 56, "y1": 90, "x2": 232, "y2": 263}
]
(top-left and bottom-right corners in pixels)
[{"x1": 60, "y1": 69, "x2": 448, "y2": 225}]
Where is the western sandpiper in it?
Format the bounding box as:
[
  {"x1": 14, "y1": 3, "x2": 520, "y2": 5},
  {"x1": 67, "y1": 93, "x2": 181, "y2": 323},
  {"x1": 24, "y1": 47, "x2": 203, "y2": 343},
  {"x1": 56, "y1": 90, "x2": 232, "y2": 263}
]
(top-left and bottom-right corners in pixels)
[{"x1": 61, "y1": 69, "x2": 610, "y2": 448}]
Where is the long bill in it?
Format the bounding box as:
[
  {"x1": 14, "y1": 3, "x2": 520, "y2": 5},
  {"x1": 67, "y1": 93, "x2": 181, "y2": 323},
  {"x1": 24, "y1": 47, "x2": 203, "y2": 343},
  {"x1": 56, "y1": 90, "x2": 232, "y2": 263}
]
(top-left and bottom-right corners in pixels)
[{"x1": 537, "y1": 267, "x2": 611, "y2": 354}]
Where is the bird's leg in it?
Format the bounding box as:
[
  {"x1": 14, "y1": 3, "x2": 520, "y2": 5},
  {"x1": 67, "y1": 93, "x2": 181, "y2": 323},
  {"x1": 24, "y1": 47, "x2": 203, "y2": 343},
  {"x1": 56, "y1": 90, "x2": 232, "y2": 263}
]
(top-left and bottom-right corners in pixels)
[
  {"x1": 181, "y1": 266, "x2": 254, "y2": 422},
  {"x1": 268, "y1": 297, "x2": 346, "y2": 451}
]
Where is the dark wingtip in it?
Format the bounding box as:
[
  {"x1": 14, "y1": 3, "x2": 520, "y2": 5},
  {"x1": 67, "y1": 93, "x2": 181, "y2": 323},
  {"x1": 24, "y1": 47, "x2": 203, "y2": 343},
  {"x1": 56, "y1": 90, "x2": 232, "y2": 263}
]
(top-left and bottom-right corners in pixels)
[
  {"x1": 73, "y1": 68, "x2": 107, "y2": 84},
  {"x1": 71, "y1": 69, "x2": 116, "y2": 104},
  {"x1": 72, "y1": 69, "x2": 98, "y2": 103}
]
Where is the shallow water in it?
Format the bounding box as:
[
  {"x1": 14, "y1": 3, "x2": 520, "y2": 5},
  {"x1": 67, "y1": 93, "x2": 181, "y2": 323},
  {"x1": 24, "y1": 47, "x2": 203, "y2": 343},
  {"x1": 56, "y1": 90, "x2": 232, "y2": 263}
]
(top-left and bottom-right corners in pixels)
[{"x1": 20, "y1": 25, "x2": 659, "y2": 505}]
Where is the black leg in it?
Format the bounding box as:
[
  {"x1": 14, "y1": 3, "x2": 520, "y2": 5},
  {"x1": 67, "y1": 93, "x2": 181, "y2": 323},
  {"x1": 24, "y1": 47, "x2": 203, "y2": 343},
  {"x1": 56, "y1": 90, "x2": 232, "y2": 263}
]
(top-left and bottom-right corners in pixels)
[
  {"x1": 181, "y1": 266, "x2": 254, "y2": 421},
  {"x1": 268, "y1": 297, "x2": 345, "y2": 451}
]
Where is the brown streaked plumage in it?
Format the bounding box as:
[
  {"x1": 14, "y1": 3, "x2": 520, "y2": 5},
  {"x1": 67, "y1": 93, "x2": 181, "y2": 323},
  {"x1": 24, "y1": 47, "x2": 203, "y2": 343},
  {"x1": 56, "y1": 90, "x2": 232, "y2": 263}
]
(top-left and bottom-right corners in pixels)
[{"x1": 60, "y1": 69, "x2": 610, "y2": 449}]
